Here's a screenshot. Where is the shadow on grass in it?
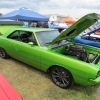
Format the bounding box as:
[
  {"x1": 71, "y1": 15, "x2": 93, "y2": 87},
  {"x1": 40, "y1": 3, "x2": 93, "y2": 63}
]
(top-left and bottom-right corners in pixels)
[{"x1": 69, "y1": 82, "x2": 100, "y2": 100}]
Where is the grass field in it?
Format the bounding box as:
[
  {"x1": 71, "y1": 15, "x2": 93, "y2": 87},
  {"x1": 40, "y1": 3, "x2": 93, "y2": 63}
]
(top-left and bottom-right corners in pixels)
[{"x1": 0, "y1": 57, "x2": 100, "y2": 100}]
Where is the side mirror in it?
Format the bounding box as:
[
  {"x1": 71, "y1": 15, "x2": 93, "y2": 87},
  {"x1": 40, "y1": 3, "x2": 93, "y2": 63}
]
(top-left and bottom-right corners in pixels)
[{"x1": 28, "y1": 42, "x2": 34, "y2": 46}]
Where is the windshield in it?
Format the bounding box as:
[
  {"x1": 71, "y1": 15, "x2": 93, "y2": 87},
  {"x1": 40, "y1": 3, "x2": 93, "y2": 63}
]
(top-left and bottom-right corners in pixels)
[{"x1": 36, "y1": 30, "x2": 60, "y2": 46}]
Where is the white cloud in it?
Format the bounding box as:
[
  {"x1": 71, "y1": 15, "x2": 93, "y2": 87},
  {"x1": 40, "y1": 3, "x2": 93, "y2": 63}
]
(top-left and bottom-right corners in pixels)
[{"x1": 0, "y1": 0, "x2": 100, "y2": 18}]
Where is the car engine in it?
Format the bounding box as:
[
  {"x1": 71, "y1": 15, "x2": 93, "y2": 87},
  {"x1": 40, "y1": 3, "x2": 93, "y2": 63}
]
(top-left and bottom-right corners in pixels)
[{"x1": 65, "y1": 45, "x2": 99, "y2": 63}]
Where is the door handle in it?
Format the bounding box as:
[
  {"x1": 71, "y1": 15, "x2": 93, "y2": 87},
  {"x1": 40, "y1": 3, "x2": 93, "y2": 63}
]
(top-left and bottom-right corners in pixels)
[{"x1": 14, "y1": 45, "x2": 18, "y2": 51}]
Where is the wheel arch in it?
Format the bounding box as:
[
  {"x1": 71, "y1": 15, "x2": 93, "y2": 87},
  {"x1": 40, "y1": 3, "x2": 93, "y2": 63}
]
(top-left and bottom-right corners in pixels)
[{"x1": 47, "y1": 65, "x2": 74, "y2": 81}]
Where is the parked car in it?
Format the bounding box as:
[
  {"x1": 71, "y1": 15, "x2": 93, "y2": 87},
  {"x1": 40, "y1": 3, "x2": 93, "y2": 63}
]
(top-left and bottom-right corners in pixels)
[
  {"x1": 49, "y1": 22, "x2": 68, "y2": 32},
  {"x1": 74, "y1": 27, "x2": 100, "y2": 47},
  {"x1": 0, "y1": 74, "x2": 23, "y2": 100},
  {"x1": 0, "y1": 13, "x2": 100, "y2": 89}
]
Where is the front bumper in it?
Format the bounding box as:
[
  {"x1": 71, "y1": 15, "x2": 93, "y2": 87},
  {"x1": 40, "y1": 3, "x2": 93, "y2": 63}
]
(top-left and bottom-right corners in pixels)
[{"x1": 89, "y1": 76, "x2": 100, "y2": 85}]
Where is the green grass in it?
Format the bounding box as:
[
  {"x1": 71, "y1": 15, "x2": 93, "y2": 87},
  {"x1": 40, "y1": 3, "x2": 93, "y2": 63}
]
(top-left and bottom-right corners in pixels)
[{"x1": 0, "y1": 57, "x2": 99, "y2": 100}]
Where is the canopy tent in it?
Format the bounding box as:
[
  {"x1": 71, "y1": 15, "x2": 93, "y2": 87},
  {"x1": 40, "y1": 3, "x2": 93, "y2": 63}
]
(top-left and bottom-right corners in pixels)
[
  {"x1": 60, "y1": 17, "x2": 76, "y2": 23},
  {"x1": 0, "y1": 7, "x2": 49, "y2": 21}
]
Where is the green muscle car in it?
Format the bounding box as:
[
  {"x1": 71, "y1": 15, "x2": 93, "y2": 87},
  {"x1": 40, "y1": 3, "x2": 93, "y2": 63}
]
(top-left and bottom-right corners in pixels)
[{"x1": 0, "y1": 13, "x2": 100, "y2": 89}]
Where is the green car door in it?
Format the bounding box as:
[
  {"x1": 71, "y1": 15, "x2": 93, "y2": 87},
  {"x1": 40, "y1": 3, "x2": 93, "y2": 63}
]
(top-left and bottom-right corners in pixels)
[{"x1": 7, "y1": 30, "x2": 41, "y2": 69}]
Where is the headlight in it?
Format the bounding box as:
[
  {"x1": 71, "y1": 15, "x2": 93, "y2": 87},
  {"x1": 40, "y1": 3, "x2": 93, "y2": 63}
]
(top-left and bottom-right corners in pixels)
[{"x1": 96, "y1": 71, "x2": 100, "y2": 78}]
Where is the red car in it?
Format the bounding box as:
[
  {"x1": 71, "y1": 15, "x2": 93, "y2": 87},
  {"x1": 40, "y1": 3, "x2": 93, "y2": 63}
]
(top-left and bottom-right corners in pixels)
[{"x1": 0, "y1": 74, "x2": 23, "y2": 100}]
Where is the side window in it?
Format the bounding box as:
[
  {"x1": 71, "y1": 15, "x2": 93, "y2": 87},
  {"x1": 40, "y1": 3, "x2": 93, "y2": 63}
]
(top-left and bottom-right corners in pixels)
[
  {"x1": 8, "y1": 30, "x2": 37, "y2": 45},
  {"x1": 7, "y1": 31, "x2": 20, "y2": 41},
  {"x1": 20, "y1": 31, "x2": 37, "y2": 45}
]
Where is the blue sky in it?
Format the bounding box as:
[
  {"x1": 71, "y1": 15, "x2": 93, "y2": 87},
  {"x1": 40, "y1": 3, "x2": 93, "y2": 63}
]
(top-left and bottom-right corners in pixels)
[{"x1": 0, "y1": 0, "x2": 100, "y2": 18}]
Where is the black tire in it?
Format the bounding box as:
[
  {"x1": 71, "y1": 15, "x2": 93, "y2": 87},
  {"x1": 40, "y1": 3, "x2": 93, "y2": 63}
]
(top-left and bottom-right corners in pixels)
[
  {"x1": 0, "y1": 48, "x2": 9, "y2": 59},
  {"x1": 50, "y1": 66, "x2": 74, "y2": 89}
]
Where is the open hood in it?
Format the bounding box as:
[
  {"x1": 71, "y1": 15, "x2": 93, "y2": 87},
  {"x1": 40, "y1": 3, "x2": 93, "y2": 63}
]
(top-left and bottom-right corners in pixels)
[{"x1": 49, "y1": 13, "x2": 100, "y2": 46}]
